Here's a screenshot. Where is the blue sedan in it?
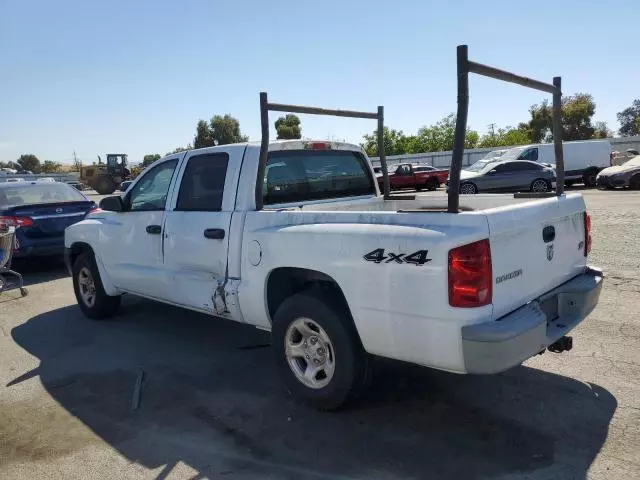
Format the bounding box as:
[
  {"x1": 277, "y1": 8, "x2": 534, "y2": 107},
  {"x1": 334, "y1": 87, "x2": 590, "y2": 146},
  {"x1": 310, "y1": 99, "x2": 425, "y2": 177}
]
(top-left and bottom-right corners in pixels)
[{"x1": 0, "y1": 181, "x2": 98, "y2": 259}]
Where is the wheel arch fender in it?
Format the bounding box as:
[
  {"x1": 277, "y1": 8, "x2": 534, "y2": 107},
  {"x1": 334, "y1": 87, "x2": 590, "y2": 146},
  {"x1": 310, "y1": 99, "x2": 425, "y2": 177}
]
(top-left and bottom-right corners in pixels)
[
  {"x1": 265, "y1": 267, "x2": 364, "y2": 347},
  {"x1": 68, "y1": 242, "x2": 118, "y2": 296}
]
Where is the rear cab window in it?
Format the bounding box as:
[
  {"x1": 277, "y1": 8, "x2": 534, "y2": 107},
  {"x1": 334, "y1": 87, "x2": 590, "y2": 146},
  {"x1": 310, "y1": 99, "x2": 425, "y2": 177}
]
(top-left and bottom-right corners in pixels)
[{"x1": 263, "y1": 150, "x2": 375, "y2": 205}]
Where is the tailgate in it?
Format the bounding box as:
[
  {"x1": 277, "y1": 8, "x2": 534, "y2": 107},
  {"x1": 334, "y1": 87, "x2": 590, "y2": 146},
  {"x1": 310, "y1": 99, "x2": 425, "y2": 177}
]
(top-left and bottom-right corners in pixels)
[{"x1": 486, "y1": 194, "x2": 588, "y2": 320}]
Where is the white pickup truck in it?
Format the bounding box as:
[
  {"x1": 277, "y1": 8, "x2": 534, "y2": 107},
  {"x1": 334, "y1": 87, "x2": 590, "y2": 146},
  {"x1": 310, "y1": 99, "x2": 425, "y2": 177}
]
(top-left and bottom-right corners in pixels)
[{"x1": 64, "y1": 139, "x2": 603, "y2": 409}]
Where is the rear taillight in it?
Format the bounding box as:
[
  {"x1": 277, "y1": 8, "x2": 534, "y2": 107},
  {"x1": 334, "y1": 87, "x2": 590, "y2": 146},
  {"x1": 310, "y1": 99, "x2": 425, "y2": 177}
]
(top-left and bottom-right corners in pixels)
[
  {"x1": 584, "y1": 212, "x2": 592, "y2": 256},
  {"x1": 448, "y1": 239, "x2": 492, "y2": 308},
  {"x1": 87, "y1": 206, "x2": 102, "y2": 215},
  {"x1": 0, "y1": 216, "x2": 33, "y2": 228}
]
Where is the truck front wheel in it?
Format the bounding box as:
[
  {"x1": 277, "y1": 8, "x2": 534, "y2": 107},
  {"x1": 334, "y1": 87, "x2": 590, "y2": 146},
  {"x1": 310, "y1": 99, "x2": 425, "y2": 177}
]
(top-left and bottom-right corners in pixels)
[
  {"x1": 72, "y1": 253, "x2": 121, "y2": 320},
  {"x1": 272, "y1": 290, "x2": 369, "y2": 410},
  {"x1": 582, "y1": 170, "x2": 598, "y2": 188},
  {"x1": 95, "y1": 176, "x2": 116, "y2": 195}
]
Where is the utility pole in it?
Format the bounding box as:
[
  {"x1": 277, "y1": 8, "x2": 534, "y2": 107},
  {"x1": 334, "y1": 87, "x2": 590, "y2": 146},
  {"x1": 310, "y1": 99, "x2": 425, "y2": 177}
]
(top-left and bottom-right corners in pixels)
[{"x1": 488, "y1": 123, "x2": 496, "y2": 137}]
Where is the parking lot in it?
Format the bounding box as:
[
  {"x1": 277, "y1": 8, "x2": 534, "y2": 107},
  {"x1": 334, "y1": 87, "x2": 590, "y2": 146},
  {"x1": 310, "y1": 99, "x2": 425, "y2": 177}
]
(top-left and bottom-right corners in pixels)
[{"x1": 1, "y1": 188, "x2": 639, "y2": 479}]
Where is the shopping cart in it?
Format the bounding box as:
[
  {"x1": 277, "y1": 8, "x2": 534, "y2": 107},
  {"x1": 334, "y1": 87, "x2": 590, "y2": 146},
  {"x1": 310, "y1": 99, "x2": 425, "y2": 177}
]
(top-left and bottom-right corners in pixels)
[{"x1": 0, "y1": 224, "x2": 28, "y2": 297}]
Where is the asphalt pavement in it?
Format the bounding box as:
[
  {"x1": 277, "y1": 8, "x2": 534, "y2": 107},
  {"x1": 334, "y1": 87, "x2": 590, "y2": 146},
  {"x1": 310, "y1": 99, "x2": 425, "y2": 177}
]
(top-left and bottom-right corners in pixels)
[{"x1": 1, "y1": 188, "x2": 639, "y2": 479}]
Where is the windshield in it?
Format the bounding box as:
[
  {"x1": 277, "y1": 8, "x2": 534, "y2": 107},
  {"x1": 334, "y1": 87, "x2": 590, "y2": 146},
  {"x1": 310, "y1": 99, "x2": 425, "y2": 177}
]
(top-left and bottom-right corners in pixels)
[
  {"x1": 499, "y1": 147, "x2": 527, "y2": 161},
  {"x1": 465, "y1": 158, "x2": 501, "y2": 172},
  {"x1": 0, "y1": 183, "x2": 87, "y2": 208},
  {"x1": 624, "y1": 155, "x2": 640, "y2": 167},
  {"x1": 480, "y1": 149, "x2": 506, "y2": 161}
]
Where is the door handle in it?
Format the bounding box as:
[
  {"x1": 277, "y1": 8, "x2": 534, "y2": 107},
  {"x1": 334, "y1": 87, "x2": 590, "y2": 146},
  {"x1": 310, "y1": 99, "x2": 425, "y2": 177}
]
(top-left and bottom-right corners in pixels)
[
  {"x1": 146, "y1": 224, "x2": 162, "y2": 235},
  {"x1": 204, "y1": 228, "x2": 225, "y2": 240}
]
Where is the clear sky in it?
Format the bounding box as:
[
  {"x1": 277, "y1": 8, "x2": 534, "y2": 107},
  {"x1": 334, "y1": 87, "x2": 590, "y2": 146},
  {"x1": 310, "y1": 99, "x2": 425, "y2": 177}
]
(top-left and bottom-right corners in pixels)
[{"x1": 1, "y1": 0, "x2": 638, "y2": 164}]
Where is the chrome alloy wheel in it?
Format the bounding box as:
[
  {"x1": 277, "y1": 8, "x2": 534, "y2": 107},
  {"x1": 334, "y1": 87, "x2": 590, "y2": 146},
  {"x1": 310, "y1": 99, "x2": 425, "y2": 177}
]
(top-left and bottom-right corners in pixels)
[
  {"x1": 78, "y1": 267, "x2": 97, "y2": 307},
  {"x1": 284, "y1": 317, "x2": 336, "y2": 389}
]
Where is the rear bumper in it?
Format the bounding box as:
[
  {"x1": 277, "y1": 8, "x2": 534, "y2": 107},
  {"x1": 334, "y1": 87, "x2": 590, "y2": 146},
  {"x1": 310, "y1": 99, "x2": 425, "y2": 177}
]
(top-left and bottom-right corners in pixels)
[
  {"x1": 13, "y1": 241, "x2": 65, "y2": 259},
  {"x1": 461, "y1": 266, "x2": 603, "y2": 374}
]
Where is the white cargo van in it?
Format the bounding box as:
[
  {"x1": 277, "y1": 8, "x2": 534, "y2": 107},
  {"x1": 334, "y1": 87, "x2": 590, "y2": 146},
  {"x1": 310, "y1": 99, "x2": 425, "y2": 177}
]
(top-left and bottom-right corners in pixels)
[{"x1": 498, "y1": 140, "x2": 611, "y2": 187}]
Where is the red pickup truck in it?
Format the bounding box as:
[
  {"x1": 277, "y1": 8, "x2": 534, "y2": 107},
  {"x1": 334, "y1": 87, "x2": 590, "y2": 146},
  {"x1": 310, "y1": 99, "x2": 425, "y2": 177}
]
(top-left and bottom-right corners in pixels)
[{"x1": 376, "y1": 163, "x2": 449, "y2": 191}]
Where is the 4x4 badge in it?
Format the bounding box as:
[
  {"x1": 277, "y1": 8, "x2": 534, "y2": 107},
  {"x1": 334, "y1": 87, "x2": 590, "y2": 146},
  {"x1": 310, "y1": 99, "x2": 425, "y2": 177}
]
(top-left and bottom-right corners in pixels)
[{"x1": 546, "y1": 244, "x2": 554, "y2": 261}]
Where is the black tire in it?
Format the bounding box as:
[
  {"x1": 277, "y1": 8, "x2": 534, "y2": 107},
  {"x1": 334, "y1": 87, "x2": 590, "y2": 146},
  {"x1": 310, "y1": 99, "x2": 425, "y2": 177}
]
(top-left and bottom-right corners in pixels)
[
  {"x1": 530, "y1": 178, "x2": 551, "y2": 193},
  {"x1": 415, "y1": 185, "x2": 423, "y2": 192},
  {"x1": 426, "y1": 177, "x2": 439, "y2": 191},
  {"x1": 630, "y1": 174, "x2": 640, "y2": 190},
  {"x1": 272, "y1": 289, "x2": 369, "y2": 410},
  {"x1": 459, "y1": 182, "x2": 478, "y2": 194},
  {"x1": 95, "y1": 176, "x2": 116, "y2": 195},
  {"x1": 72, "y1": 253, "x2": 121, "y2": 320},
  {"x1": 582, "y1": 170, "x2": 598, "y2": 188}
]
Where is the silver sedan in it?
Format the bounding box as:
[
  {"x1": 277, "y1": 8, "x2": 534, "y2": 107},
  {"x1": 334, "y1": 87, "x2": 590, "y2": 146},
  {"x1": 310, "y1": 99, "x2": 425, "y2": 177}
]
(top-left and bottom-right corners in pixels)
[{"x1": 455, "y1": 160, "x2": 556, "y2": 194}]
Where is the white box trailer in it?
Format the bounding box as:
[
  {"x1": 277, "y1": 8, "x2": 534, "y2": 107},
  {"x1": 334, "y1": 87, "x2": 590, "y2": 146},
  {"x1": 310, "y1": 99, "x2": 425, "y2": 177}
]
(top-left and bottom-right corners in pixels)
[{"x1": 498, "y1": 140, "x2": 611, "y2": 187}]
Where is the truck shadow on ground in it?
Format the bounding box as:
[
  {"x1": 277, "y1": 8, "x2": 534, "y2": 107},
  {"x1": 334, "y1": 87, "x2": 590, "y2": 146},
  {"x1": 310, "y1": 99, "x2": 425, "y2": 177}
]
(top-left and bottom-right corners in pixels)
[
  {"x1": 7, "y1": 297, "x2": 616, "y2": 479},
  {"x1": 5, "y1": 258, "x2": 68, "y2": 287}
]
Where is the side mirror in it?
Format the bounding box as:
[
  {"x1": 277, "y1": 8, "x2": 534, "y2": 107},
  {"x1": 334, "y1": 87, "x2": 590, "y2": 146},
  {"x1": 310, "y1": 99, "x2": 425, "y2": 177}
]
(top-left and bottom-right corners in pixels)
[
  {"x1": 488, "y1": 169, "x2": 497, "y2": 175},
  {"x1": 99, "y1": 195, "x2": 125, "y2": 212}
]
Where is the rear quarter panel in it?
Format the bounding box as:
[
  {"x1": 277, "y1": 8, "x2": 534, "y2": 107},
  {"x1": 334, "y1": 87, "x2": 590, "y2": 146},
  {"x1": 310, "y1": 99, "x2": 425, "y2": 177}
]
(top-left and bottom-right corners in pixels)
[{"x1": 239, "y1": 210, "x2": 492, "y2": 372}]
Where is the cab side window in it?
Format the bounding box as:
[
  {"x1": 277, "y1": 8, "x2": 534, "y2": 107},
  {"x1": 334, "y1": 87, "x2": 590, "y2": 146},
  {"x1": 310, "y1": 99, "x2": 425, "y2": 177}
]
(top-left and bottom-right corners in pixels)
[
  {"x1": 128, "y1": 159, "x2": 178, "y2": 211},
  {"x1": 518, "y1": 148, "x2": 539, "y2": 161},
  {"x1": 176, "y1": 153, "x2": 229, "y2": 211}
]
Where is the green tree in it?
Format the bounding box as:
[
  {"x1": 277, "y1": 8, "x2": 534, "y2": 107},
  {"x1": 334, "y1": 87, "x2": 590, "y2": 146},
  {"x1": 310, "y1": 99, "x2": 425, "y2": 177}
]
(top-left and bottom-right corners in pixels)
[
  {"x1": 478, "y1": 125, "x2": 530, "y2": 148},
  {"x1": 360, "y1": 128, "x2": 413, "y2": 157},
  {"x1": 275, "y1": 114, "x2": 302, "y2": 139},
  {"x1": 142, "y1": 154, "x2": 161, "y2": 167},
  {"x1": 165, "y1": 145, "x2": 192, "y2": 156},
  {"x1": 525, "y1": 93, "x2": 600, "y2": 142},
  {"x1": 0, "y1": 161, "x2": 19, "y2": 170},
  {"x1": 193, "y1": 119, "x2": 215, "y2": 149},
  {"x1": 562, "y1": 93, "x2": 596, "y2": 140},
  {"x1": 616, "y1": 99, "x2": 640, "y2": 137},
  {"x1": 17, "y1": 154, "x2": 41, "y2": 173},
  {"x1": 412, "y1": 114, "x2": 479, "y2": 152},
  {"x1": 210, "y1": 114, "x2": 248, "y2": 145},
  {"x1": 41, "y1": 160, "x2": 62, "y2": 173},
  {"x1": 592, "y1": 121, "x2": 612, "y2": 139}
]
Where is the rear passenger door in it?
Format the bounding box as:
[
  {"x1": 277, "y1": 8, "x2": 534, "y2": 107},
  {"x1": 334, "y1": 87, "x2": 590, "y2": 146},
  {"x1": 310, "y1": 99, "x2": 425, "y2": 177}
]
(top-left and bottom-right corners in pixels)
[
  {"x1": 161, "y1": 147, "x2": 244, "y2": 316},
  {"x1": 512, "y1": 161, "x2": 545, "y2": 190}
]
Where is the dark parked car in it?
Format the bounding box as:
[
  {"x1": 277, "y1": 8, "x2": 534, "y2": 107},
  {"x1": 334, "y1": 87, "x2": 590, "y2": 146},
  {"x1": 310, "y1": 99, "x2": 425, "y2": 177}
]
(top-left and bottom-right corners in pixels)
[
  {"x1": 596, "y1": 155, "x2": 640, "y2": 189},
  {"x1": 454, "y1": 160, "x2": 556, "y2": 194},
  {"x1": 0, "y1": 182, "x2": 97, "y2": 259}
]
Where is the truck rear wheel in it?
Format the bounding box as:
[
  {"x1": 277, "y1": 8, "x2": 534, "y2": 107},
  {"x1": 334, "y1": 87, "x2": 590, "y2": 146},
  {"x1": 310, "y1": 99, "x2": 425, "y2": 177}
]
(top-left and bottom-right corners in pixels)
[
  {"x1": 272, "y1": 290, "x2": 369, "y2": 410},
  {"x1": 95, "y1": 176, "x2": 116, "y2": 195},
  {"x1": 582, "y1": 170, "x2": 598, "y2": 188},
  {"x1": 530, "y1": 178, "x2": 550, "y2": 192},
  {"x1": 426, "y1": 177, "x2": 439, "y2": 191}
]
